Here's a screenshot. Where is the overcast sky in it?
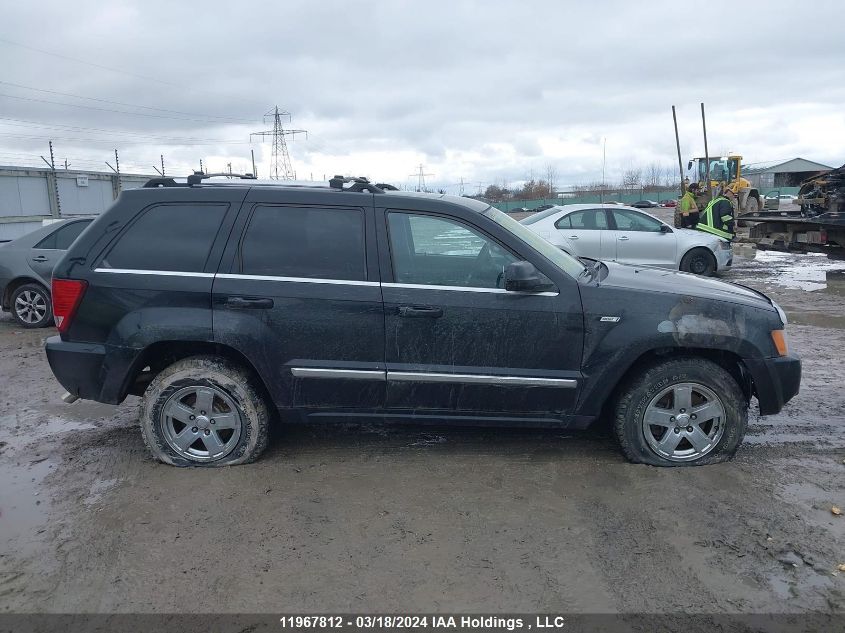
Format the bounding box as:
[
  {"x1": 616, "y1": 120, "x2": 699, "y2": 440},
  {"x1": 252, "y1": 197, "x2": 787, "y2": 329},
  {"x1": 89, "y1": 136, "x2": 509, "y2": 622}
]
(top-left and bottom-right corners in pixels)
[{"x1": 1, "y1": 0, "x2": 844, "y2": 193}]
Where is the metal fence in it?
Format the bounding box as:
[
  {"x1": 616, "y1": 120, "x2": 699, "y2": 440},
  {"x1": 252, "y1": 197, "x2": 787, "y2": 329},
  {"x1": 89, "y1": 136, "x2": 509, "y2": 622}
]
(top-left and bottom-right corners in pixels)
[{"x1": 0, "y1": 166, "x2": 153, "y2": 240}]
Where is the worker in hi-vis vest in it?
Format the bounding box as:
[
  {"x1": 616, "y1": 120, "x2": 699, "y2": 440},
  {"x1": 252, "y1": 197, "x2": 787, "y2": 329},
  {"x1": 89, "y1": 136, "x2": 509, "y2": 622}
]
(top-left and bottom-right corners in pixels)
[{"x1": 696, "y1": 187, "x2": 736, "y2": 240}]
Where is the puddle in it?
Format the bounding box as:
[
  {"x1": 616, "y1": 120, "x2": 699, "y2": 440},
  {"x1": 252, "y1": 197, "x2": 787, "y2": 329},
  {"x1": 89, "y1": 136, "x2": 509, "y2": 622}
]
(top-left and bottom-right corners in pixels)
[
  {"x1": 0, "y1": 456, "x2": 56, "y2": 556},
  {"x1": 0, "y1": 413, "x2": 98, "y2": 556},
  {"x1": 731, "y1": 249, "x2": 845, "y2": 294}
]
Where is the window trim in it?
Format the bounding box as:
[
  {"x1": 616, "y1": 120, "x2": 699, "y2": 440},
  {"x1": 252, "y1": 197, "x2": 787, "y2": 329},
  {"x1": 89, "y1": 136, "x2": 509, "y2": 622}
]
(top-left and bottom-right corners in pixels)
[
  {"x1": 385, "y1": 209, "x2": 522, "y2": 291},
  {"x1": 236, "y1": 203, "x2": 368, "y2": 281}
]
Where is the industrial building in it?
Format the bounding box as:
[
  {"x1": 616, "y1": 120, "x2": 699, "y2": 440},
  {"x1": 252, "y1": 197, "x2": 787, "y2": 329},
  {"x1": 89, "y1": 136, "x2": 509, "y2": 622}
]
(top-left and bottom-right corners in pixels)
[
  {"x1": 742, "y1": 157, "x2": 833, "y2": 189},
  {"x1": 0, "y1": 165, "x2": 153, "y2": 241}
]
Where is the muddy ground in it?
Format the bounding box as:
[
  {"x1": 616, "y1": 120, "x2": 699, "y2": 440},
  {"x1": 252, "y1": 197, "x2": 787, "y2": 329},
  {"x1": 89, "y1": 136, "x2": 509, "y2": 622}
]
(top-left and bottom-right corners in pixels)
[{"x1": 0, "y1": 248, "x2": 843, "y2": 616}]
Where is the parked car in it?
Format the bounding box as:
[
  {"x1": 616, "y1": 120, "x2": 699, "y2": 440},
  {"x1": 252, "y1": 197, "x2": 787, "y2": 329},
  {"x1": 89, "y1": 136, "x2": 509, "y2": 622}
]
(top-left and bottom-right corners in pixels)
[
  {"x1": 632, "y1": 200, "x2": 658, "y2": 208},
  {"x1": 46, "y1": 175, "x2": 799, "y2": 468},
  {"x1": 0, "y1": 218, "x2": 93, "y2": 327},
  {"x1": 661, "y1": 199, "x2": 677, "y2": 208},
  {"x1": 520, "y1": 204, "x2": 732, "y2": 275}
]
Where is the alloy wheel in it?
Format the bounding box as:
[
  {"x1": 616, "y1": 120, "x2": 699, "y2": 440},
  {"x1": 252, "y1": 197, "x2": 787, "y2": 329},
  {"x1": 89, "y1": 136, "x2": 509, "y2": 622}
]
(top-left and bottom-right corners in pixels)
[
  {"x1": 14, "y1": 290, "x2": 48, "y2": 324},
  {"x1": 161, "y1": 385, "x2": 242, "y2": 462},
  {"x1": 641, "y1": 382, "x2": 726, "y2": 462}
]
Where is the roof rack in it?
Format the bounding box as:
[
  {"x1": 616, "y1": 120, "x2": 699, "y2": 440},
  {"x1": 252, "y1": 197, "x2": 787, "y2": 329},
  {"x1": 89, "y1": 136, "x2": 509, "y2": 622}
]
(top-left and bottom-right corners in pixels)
[
  {"x1": 142, "y1": 172, "x2": 389, "y2": 193},
  {"x1": 142, "y1": 172, "x2": 258, "y2": 188},
  {"x1": 186, "y1": 171, "x2": 257, "y2": 185},
  {"x1": 329, "y1": 175, "x2": 384, "y2": 194}
]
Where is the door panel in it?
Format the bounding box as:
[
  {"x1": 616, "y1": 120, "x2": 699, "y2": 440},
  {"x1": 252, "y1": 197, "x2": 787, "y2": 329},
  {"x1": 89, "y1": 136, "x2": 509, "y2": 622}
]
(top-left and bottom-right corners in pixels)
[
  {"x1": 611, "y1": 208, "x2": 677, "y2": 267},
  {"x1": 555, "y1": 209, "x2": 614, "y2": 261},
  {"x1": 213, "y1": 193, "x2": 385, "y2": 412},
  {"x1": 380, "y1": 209, "x2": 583, "y2": 417}
]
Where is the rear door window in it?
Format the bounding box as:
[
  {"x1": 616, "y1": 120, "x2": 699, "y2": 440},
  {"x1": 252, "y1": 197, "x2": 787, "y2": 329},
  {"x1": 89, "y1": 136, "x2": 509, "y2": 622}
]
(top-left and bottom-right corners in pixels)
[
  {"x1": 239, "y1": 205, "x2": 366, "y2": 281},
  {"x1": 35, "y1": 219, "x2": 92, "y2": 250},
  {"x1": 100, "y1": 204, "x2": 228, "y2": 272},
  {"x1": 563, "y1": 209, "x2": 608, "y2": 230}
]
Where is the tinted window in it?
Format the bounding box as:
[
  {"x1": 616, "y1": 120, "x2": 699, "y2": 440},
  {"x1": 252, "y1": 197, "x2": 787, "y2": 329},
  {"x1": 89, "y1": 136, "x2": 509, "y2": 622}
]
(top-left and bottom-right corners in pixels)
[
  {"x1": 554, "y1": 215, "x2": 571, "y2": 229},
  {"x1": 240, "y1": 206, "x2": 365, "y2": 280},
  {"x1": 101, "y1": 204, "x2": 227, "y2": 272},
  {"x1": 35, "y1": 219, "x2": 92, "y2": 250},
  {"x1": 612, "y1": 209, "x2": 663, "y2": 232},
  {"x1": 567, "y1": 209, "x2": 608, "y2": 230},
  {"x1": 388, "y1": 212, "x2": 517, "y2": 288}
]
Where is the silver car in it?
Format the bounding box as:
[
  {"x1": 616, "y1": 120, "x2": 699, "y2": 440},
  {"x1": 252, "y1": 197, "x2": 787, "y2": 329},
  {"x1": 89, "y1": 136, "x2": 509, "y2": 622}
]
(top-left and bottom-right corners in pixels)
[
  {"x1": 520, "y1": 204, "x2": 732, "y2": 275},
  {"x1": 0, "y1": 218, "x2": 93, "y2": 327}
]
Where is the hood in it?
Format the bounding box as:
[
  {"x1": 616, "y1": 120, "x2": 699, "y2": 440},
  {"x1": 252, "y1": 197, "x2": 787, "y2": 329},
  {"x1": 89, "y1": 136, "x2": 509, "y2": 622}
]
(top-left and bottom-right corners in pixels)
[{"x1": 597, "y1": 261, "x2": 773, "y2": 310}]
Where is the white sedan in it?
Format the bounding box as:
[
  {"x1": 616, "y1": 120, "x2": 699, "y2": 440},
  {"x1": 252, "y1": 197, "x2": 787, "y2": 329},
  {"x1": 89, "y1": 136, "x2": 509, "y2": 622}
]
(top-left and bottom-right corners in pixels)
[{"x1": 520, "y1": 204, "x2": 732, "y2": 275}]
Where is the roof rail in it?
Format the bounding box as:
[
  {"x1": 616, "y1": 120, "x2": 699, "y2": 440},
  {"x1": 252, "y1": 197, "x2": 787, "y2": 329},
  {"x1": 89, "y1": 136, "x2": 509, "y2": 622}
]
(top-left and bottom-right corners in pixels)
[
  {"x1": 143, "y1": 177, "x2": 182, "y2": 188},
  {"x1": 186, "y1": 171, "x2": 257, "y2": 185},
  {"x1": 375, "y1": 182, "x2": 399, "y2": 191},
  {"x1": 329, "y1": 175, "x2": 384, "y2": 194}
]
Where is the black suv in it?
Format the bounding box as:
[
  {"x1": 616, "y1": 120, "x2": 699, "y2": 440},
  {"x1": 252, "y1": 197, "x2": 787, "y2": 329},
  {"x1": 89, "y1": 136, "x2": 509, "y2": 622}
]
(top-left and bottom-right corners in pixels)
[{"x1": 45, "y1": 175, "x2": 800, "y2": 467}]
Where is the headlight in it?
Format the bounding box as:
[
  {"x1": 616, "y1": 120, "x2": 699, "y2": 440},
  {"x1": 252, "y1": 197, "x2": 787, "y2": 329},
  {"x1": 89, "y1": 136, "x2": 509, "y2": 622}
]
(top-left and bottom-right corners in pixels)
[
  {"x1": 719, "y1": 240, "x2": 732, "y2": 250},
  {"x1": 772, "y1": 301, "x2": 788, "y2": 326}
]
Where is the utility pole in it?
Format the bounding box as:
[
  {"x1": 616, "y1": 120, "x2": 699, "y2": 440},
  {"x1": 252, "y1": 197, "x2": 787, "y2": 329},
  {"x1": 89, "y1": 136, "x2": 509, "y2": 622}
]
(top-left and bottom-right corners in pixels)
[
  {"x1": 199, "y1": 159, "x2": 204, "y2": 174},
  {"x1": 161, "y1": 154, "x2": 166, "y2": 177},
  {"x1": 701, "y1": 102, "x2": 712, "y2": 201},
  {"x1": 459, "y1": 177, "x2": 465, "y2": 196},
  {"x1": 40, "y1": 141, "x2": 61, "y2": 216},
  {"x1": 250, "y1": 106, "x2": 307, "y2": 180},
  {"x1": 408, "y1": 164, "x2": 434, "y2": 192},
  {"x1": 227, "y1": 162, "x2": 232, "y2": 178},
  {"x1": 251, "y1": 149, "x2": 257, "y2": 178}
]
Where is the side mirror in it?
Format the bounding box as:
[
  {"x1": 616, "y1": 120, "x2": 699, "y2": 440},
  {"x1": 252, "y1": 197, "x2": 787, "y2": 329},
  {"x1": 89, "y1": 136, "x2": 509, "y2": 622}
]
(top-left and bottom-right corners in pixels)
[
  {"x1": 504, "y1": 261, "x2": 556, "y2": 293},
  {"x1": 660, "y1": 224, "x2": 672, "y2": 233}
]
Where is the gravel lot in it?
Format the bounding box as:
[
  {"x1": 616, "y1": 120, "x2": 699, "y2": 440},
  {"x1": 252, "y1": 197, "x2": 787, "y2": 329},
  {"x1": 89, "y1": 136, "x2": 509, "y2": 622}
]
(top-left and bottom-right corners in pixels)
[{"x1": 0, "y1": 247, "x2": 843, "y2": 616}]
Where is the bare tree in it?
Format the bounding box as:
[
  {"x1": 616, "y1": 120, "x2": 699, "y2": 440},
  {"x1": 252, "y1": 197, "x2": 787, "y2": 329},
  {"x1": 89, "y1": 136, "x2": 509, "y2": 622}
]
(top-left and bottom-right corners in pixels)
[
  {"x1": 644, "y1": 163, "x2": 663, "y2": 190},
  {"x1": 545, "y1": 164, "x2": 558, "y2": 196},
  {"x1": 622, "y1": 167, "x2": 642, "y2": 191}
]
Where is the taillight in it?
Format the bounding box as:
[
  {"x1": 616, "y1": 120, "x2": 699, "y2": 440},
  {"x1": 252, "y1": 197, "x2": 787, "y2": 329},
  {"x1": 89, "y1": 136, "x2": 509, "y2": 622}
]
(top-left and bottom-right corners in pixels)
[{"x1": 51, "y1": 278, "x2": 88, "y2": 335}]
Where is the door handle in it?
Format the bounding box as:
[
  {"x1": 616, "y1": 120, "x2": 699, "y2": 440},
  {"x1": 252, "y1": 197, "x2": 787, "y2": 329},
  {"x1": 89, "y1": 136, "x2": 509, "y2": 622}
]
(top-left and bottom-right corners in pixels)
[
  {"x1": 32, "y1": 256, "x2": 49, "y2": 263},
  {"x1": 224, "y1": 296, "x2": 274, "y2": 309},
  {"x1": 398, "y1": 305, "x2": 443, "y2": 318},
  {"x1": 568, "y1": 235, "x2": 579, "y2": 240},
  {"x1": 618, "y1": 236, "x2": 630, "y2": 241}
]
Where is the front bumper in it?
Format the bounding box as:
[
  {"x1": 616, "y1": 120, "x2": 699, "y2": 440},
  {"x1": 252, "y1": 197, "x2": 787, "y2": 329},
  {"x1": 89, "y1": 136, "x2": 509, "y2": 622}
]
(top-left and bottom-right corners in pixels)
[
  {"x1": 45, "y1": 335, "x2": 135, "y2": 404},
  {"x1": 744, "y1": 355, "x2": 801, "y2": 416},
  {"x1": 714, "y1": 244, "x2": 733, "y2": 271}
]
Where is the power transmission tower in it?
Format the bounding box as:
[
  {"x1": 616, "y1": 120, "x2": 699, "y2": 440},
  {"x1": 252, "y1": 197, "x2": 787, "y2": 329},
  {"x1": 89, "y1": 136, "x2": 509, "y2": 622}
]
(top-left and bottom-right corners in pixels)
[
  {"x1": 409, "y1": 163, "x2": 434, "y2": 192},
  {"x1": 251, "y1": 106, "x2": 307, "y2": 180}
]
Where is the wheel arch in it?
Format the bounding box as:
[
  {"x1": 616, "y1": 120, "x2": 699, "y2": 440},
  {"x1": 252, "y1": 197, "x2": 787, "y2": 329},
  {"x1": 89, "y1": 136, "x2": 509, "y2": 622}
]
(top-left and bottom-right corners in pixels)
[
  {"x1": 594, "y1": 346, "x2": 754, "y2": 427},
  {"x1": 2, "y1": 276, "x2": 48, "y2": 310},
  {"x1": 123, "y1": 340, "x2": 273, "y2": 407},
  {"x1": 679, "y1": 245, "x2": 716, "y2": 271}
]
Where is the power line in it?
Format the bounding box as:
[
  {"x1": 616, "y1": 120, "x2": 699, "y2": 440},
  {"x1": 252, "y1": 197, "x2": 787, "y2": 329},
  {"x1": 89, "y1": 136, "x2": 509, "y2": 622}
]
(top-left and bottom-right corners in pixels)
[
  {"x1": 0, "y1": 36, "x2": 268, "y2": 108},
  {"x1": 0, "y1": 115, "x2": 244, "y2": 141},
  {"x1": 0, "y1": 80, "x2": 256, "y2": 124},
  {"x1": 0, "y1": 92, "x2": 256, "y2": 125}
]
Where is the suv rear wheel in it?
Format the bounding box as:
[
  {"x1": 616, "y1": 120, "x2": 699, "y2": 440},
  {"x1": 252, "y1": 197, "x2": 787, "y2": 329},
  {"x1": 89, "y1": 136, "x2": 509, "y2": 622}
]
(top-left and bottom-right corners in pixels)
[
  {"x1": 614, "y1": 358, "x2": 747, "y2": 466},
  {"x1": 140, "y1": 356, "x2": 270, "y2": 467},
  {"x1": 11, "y1": 283, "x2": 53, "y2": 328}
]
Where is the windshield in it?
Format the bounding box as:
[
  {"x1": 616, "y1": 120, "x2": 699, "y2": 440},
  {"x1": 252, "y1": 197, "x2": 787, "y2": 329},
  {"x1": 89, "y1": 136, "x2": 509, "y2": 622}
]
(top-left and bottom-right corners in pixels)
[
  {"x1": 483, "y1": 207, "x2": 586, "y2": 278},
  {"x1": 698, "y1": 158, "x2": 738, "y2": 183}
]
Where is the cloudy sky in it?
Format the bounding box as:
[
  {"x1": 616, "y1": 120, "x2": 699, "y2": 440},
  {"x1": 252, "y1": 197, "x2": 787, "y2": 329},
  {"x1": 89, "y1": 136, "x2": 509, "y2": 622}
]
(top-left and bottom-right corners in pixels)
[{"x1": 1, "y1": 0, "x2": 843, "y2": 193}]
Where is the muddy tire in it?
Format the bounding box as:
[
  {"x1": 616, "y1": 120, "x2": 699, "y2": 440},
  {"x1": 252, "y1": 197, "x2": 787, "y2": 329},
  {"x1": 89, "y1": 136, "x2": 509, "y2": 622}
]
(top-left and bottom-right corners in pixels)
[
  {"x1": 11, "y1": 283, "x2": 53, "y2": 328},
  {"x1": 614, "y1": 358, "x2": 747, "y2": 467},
  {"x1": 680, "y1": 247, "x2": 716, "y2": 276},
  {"x1": 140, "y1": 356, "x2": 270, "y2": 467}
]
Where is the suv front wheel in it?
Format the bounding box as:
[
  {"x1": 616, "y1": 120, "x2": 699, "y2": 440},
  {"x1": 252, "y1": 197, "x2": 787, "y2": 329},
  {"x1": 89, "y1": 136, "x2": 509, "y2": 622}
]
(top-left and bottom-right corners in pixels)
[
  {"x1": 614, "y1": 358, "x2": 747, "y2": 466},
  {"x1": 140, "y1": 356, "x2": 270, "y2": 467}
]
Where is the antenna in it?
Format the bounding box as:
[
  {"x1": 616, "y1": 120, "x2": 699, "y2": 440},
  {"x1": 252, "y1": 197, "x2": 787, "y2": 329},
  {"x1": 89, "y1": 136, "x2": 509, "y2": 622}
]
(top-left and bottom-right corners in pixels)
[{"x1": 251, "y1": 106, "x2": 307, "y2": 180}]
